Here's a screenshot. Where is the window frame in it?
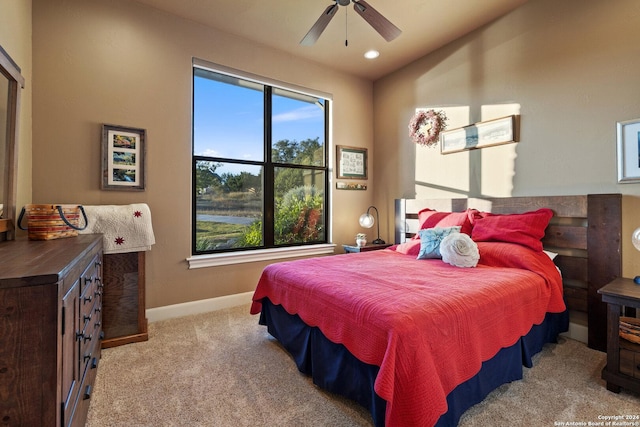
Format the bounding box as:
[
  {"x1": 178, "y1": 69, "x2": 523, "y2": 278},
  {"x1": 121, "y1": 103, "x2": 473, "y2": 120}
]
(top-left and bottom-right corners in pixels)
[{"x1": 190, "y1": 59, "x2": 334, "y2": 266}]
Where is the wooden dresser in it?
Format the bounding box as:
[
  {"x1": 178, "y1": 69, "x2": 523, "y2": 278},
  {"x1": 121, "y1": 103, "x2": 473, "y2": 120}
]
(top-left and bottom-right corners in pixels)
[{"x1": 0, "y1": 235, "x2": 103, "y2": 426}]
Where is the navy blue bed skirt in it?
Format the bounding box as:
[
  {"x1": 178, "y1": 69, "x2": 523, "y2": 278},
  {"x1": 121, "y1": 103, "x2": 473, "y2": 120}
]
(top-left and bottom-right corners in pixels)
[{"x1": 258, "y1": 298, "x2": 569, "y2": 427}]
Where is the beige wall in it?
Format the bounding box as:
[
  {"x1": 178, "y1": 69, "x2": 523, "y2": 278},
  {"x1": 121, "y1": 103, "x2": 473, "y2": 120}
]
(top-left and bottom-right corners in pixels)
[
  {"x1": 20, "y1": 0, "x2": 640, "y2": 310},
  {"x1": 31, "y1": 0, "x2": 374, "y2": 308},
  {"x1": 0, "y1": 0, "x2": 32, "y2": 221},
  {"x1": 373, "y1": 0, "x2": 640, "y2": 278}
]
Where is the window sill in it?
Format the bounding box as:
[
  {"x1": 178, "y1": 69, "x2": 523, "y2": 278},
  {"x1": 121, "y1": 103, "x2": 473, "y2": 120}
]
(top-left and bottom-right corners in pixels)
[{"x1": 186, "y1": 243, "x2": 336, "y2": 269}]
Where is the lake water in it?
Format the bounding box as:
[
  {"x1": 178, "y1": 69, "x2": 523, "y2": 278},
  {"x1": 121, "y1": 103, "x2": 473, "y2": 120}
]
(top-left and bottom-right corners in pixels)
[{"x1": 196, "y1": 214, "x2": 255, "y2": 225}]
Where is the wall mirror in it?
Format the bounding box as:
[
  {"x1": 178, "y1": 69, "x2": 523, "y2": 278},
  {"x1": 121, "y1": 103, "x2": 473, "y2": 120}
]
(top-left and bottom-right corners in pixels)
[{"x1": 0, "y1": 44, "x2": 25, "y2": 241}]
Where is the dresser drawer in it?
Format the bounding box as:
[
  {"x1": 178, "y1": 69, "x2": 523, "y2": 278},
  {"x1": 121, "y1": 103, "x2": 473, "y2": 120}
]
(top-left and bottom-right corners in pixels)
[
  {"x1": 74, "y1": 353, "x2": 100, "y2": 427},
  {"x1": 79, "y1": 300, "x2": 102, "y2": 369},
  {"x1": 79, "y1": 255, "x2": 101, "y2": 313},
  {"x1": 79, "y1": 254, "x2": 102, "y2": 329},
  {"x1": 79, "y1": 266, "x2": 102, "y2": 376}
]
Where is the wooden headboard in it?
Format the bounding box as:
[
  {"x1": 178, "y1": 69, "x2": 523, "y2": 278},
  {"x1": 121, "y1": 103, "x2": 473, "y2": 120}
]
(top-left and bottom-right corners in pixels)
[{"x1": 395, "y1": 194, "x2": 622, "y2": 352}]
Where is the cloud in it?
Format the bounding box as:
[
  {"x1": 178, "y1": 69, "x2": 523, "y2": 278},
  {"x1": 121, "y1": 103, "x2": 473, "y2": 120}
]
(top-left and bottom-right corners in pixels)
[
  {"x1": 200, "y1": 148, "x2": 220, "y2": 157},
  {"x1": 273, "y1": 105, "x2": 322, "y2": 123}
]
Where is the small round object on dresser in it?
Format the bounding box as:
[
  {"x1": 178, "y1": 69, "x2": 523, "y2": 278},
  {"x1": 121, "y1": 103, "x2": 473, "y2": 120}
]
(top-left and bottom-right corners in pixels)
[{"x1": 634, "y1": 276, "x2": 640, "y2": 285}]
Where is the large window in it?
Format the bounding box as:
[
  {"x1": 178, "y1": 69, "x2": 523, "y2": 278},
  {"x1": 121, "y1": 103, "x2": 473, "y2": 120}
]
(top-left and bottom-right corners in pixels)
[{"x1": 192, "y1": 64, "x2": 329, "y2": 255}]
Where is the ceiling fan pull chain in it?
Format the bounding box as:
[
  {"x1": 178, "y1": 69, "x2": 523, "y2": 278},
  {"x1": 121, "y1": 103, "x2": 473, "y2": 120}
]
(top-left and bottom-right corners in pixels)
[{"x1": 345, "y1": 7, "x2": 348, "y2": 46}]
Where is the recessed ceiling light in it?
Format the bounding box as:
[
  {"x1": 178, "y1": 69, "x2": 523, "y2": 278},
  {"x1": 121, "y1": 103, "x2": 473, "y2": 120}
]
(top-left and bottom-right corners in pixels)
[{"x1": 364, "y1": 50, "x2": 380, "y2": 59}]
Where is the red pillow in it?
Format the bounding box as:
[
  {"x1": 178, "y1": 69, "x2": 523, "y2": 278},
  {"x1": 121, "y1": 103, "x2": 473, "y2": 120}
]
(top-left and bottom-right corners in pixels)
[
  {"x1": 471, "y1": 208, "x2": 553, "y2": 251},
  {"x1": 417, "y1": 208, "x2": 478, "y2": 235},
  {"x1": 392, "y1": 239, "x2": 422, "y2": 256}
]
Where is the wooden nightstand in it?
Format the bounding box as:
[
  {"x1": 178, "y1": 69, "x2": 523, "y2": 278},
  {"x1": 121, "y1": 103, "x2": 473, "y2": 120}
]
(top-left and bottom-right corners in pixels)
[
  {"x1": 598, "y1": 277, "x2": 640, "y2": 394},
  {"x1": 342, "y1": 243, "x2": 392, "y2": 253}
]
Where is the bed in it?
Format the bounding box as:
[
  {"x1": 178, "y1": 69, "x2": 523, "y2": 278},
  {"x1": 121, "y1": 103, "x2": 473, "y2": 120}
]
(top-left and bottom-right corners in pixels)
[{"x1": 250, "y1": 194, "x2": 622, "y2": 426}]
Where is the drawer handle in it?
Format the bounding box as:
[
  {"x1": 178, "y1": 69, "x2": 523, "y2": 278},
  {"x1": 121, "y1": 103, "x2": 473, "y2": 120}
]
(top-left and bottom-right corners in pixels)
[
  {"x1": 95, "y1": 260, "x2": 102, "y2": 267},
  {"x1": 84, "y1": 295, "x2": 93, "y2": 304},
  {"x1": 84, "y1": 313, "x2": 92, "y2": 322},
  {"x1": 83, "y1": 334, "x2": 92, "y2": 343},
  {"x1": 94, "y1": 321, "x2": 101, "y2": 329},
  {"x1": 84, "y1": 277, "x2": 93, "y2": 285},
  {"x1": 83, "y1": 352, "x2": 92, "y2": 362},
  {"x1": 83, "y1": 385, "x2": 92, "y2": 400},
  {"x1": 91, "y1": 357, "x2": 98, "y2": 369}
]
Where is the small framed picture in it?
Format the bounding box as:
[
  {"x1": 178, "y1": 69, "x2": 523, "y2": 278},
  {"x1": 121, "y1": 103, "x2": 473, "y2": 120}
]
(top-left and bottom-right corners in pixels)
[
  {"x1": 336, "y1": 145, "x2": 367, "y2": 180},
  {"x1": 336, "y1": 182, "x2": 367, "y2": 190},
  {"x1": 101, "y1": 124, "x2": 146, "y2": 190},
  {"x1": 617, "y1": 118, "x2": 640, "y2": 183}
]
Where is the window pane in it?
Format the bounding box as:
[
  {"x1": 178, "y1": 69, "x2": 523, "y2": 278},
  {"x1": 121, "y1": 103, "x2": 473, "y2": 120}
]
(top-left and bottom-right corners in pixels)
[
  {"x1": 194, "y1": 69, "x2": 264, "y2": 161},
  {"x1": 272, "y1": 88, "x2": 325, "y2": 166},
  {"x1": 192, "y1": 64, "x2": 329, "y2": 255},
  {"x1": 274, "y1": 167, "x2": 325, "y2": 245},
  {"x1": 195, "y1": 160, "x2": 263, "y2": 251}
]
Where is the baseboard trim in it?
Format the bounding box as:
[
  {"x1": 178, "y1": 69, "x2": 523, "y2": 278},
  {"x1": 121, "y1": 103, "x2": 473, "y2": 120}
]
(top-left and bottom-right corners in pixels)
[
  {"x1": 561, "y1": 321, "x2": 588, "y2": 344},
  {"x1": 146, "y1": 291, "x2": 254, "y2": 323}
]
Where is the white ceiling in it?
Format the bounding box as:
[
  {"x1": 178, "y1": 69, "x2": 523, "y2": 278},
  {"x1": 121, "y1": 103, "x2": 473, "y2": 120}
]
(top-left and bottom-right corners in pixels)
[{"x1": 133, "y1": 0, "x2": 530, "y2": 81}]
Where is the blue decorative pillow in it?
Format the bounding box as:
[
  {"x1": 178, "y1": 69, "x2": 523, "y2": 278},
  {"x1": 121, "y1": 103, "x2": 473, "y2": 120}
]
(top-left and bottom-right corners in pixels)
[{"x1": 417, "y1": 226, "x2": 462, "y2": 259}]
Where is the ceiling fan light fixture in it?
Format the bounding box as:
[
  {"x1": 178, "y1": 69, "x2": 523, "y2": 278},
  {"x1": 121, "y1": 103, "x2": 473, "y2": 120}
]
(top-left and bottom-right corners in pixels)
[{"x1": 364, "y1": 50, "x2": 380, "y2": 59}]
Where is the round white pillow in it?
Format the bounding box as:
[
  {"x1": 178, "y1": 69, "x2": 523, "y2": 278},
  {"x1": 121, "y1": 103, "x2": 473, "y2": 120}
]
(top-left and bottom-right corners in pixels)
[{"x1": 440, "y1": 233, "x2": 480, "y2": 268}]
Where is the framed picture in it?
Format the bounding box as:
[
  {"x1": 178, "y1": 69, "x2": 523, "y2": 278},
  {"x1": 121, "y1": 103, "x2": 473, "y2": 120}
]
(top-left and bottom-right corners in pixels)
[
  {"x1": 441, "y1": 115, "x2": 518, "y2": 154},
  {"x1": 336, "y1": 145, "x2": 367, "y2": 180},
  {"x1": 336, "y1": 182, "x2": 367, "y2": 190},
  {"x1": 617, "y1": 118, "x2": 640, "y2": 183},
  {"x1": 101, "y1": 124, "x2": 146, "y2": 190}
]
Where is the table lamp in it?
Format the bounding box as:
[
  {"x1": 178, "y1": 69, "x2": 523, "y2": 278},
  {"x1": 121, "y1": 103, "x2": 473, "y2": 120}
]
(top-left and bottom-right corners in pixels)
[
  {"x1": 359, "y1": 205, "x2": 385, "y2": 244},
  {"x1": 632, "y1": 227, "x2": 640, "y2": 284}
]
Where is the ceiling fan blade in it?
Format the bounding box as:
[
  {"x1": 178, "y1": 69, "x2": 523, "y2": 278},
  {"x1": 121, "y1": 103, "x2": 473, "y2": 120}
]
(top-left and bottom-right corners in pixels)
[
  {"x1": 353, "y1": 0, "x2": 401, "y2": 42},
  {"x1": 300, "y1": 4, "x2": 339, "y2": 46}
]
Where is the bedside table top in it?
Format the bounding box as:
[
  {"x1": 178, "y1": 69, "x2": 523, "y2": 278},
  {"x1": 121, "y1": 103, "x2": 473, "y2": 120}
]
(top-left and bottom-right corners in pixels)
[
  {"x1": 342, "y1": 243, "x2": 393, "y2": 253},
  {"x1": 598, "y1": 277, "x2": 640, "y2": 307}
]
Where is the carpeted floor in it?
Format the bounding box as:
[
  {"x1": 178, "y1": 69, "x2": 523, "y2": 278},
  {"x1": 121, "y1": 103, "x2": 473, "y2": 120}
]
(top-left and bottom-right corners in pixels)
[{"x1": 86, "y1": 304, "x2": 640, "y2": 426}]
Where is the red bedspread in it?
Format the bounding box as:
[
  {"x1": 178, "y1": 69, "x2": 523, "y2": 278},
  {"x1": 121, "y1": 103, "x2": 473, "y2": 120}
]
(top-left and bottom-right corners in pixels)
[{"x1": 250, "y1": 242, "x2": 565, "y2": 426}]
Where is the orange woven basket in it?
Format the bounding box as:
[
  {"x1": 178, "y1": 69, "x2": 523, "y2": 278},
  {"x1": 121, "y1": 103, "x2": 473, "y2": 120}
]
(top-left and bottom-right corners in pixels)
[{"x1": 18, "y1": 204, "x2": 88, "y2": 240}]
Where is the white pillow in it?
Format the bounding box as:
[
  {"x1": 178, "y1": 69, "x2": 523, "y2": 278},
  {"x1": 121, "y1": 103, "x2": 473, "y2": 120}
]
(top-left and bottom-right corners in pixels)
[{"x1": 440, "y1": 233, "x2": 480, "y2": 268}]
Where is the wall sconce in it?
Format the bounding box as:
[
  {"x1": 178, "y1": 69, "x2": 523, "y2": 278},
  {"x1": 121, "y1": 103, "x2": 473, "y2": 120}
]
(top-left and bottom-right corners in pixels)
[{"x1": 359, "y1": 205, "x2": 385, "y2": 244}]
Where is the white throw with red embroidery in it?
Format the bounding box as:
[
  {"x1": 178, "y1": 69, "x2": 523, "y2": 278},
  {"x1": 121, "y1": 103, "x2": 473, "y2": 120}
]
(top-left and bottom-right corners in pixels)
[{"x1": 79, "y1": 204, "x2": 155, "y2": 254}]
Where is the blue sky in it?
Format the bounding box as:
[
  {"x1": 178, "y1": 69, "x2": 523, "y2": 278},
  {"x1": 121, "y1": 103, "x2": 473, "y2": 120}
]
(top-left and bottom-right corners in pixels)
[{"x1": 193, "y1": 75, "x2": 325, "y2": 171}]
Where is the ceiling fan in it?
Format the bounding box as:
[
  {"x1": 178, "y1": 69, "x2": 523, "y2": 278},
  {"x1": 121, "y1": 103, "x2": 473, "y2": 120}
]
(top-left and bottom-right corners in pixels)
[{"x1": 300, "y1": 0, "x2": 402, "y2": 46}]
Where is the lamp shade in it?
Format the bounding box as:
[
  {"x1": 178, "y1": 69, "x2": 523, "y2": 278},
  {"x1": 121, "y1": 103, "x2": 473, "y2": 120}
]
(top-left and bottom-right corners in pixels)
[
  {"x1": 359, "y1": 212, "x2": 375, "y2": 228},
  {"x1": 632, "y1": 227, "x2": 640, "y2": 284},
  {"x1": 633, "y1": 227, "x2": 640, "y2": 251}
]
